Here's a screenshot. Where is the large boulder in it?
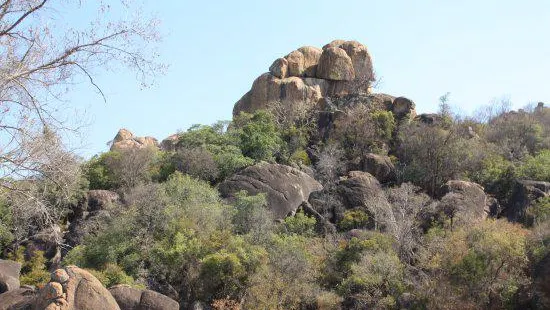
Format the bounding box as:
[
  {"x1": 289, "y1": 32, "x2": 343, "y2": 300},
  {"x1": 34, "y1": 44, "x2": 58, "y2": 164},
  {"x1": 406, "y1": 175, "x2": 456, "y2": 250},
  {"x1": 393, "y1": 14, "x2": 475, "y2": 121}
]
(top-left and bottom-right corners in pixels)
[
  {"x1": 506, "y1": 180, "x2": 550, "y2": 224},
  {"x1": 437, "y1": 180, "x2": 491, "y2": 227},
  {"x1": 339, "y1": 41, "x2": 374, "y2": 82},
  {"x1": 317, "y1": 46, "x2": 355, "y2": 81},
  {"x1": 110, "y1": 129, "x2": 158, "y2": 151},
  {"x1": 234, "y1": 40, "x2": 376, "y2": 116},
  {"x1": 360, "y1": 153, "x2": 397, "y2": 184},
  {"x1": 309, "y1": 171, "x2": 386, "y2": 225},
  {"x1": 392, "y1": 97, "x2": 416, "y2": 119},
  {"x1": 0, "y1": 287, "x2": 36, "y2": 310},
  {"x1": 283, "y1": 46, "x2": 322, "y2": 78},
  {"x1": 109, "y1": 285, "x2": 179, "y2": 310},
  {"x1": 34, "y1": 266, "x2": 120, "y2": 310},
  {"x1": 337, "y1": 171, "x2": 386, "y2": 209},
  {"x1": 0, "y1": 260, "x2": 21, "y2": 294},
  {"x1": 219, "y1": 163, "x2": 323, "y2": 219}
]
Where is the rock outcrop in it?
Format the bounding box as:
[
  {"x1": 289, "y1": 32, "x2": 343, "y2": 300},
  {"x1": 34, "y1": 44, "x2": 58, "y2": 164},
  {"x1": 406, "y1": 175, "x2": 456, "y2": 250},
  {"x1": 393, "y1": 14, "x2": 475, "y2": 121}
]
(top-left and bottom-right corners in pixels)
[
  {"x1": 66, "y1": 190, "x2": 120, "y2": 248},
  {"x1": 309, "y1": 171, "x2": 386, "y2": 225},
  {"x1": 0, "y1": 260, "x2": 21, "y2": 294},
  {"x1": 0, "y1": 286, "x2": 36, "y2": 310},
  {"x1": 234, "y1": 40, "x2": 376, "y2": 117},
  {"x1": 218, "y1": 162, "x2": 323, "y2": 219},
  {"x1": 109, "y1": 285, "x2": 179, "y2": 310},
  {"x1": 111, "y1": 129, "x2": 159, "y2": 151},
  {"x1": 506, "y1": 180, "x2": 550, "y2": 224},
  {"x1": 160, "y1": 134, "x2": 179, "y2": 152},
  {"x1": 437, "y1": 180, "x2": 492, "y2": 226},
  {"x1": 34, "y1": 266, "x2": 121, "y2": 310},
  {"x1": 359, "y1": 153, "x2": 397, "y2": 184}
]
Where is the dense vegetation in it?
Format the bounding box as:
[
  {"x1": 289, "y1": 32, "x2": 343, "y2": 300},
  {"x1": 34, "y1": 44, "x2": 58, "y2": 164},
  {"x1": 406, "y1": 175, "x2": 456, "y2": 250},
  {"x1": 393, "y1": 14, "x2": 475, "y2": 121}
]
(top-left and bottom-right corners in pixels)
[{"x1": 2, "y1": 96, "x2": 550, "y2": 310}]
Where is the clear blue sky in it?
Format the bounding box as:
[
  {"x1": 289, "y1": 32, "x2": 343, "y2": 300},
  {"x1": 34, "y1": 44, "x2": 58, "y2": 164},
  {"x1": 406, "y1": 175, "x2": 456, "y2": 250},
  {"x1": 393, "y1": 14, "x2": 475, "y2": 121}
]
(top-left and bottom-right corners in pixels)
[{"x1": 65, "y1": 0, "x2": 550, "y2": 158}]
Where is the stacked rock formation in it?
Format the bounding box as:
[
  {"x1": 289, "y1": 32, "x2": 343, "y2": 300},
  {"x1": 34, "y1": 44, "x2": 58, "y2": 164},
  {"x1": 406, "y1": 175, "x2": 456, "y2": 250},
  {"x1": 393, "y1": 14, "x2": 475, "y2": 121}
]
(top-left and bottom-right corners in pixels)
[
  {"x1": 110, "y1": 129, "x2": 159, "y2": 151},
  {"x1": 234, "y1": 40, "x2": 376, "y2": 116},
  {"x1": 34, "y1": 267, "x2": 121, "y2": 310},
  {"x1": 0, "y1": 264, "x2": 180, "y2": 309}
]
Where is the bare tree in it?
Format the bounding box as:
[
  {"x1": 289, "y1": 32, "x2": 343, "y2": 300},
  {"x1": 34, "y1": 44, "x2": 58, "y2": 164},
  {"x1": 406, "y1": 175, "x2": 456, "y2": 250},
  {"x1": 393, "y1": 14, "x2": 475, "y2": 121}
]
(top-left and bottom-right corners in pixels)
[
  {"x1": 0, "y1": 1, "x2": 163, "y2": 248},
  {"x1": 1, "y1": 0, "x2": 163, "y2": 182}
]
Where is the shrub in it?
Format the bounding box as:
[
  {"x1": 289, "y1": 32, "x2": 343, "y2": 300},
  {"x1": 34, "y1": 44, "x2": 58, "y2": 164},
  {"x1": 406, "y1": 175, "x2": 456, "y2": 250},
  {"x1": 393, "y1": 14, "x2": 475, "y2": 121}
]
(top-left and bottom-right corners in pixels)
[
  {"x1": 9, "y1": 248, "x2": 50, "y2": 287},
  {"x1": 282, "y1": 209, "x2": 317, "y2": 237},
  {"x1": 338, "y1": 209, "x2": 370, "y2": 231},
  {"x1": 518, "y1": 149, "x2": 550, "y2": 182},
  {"x1": 87, "y1": 263, "x2": 136, "y2": 288},
  {"x1": 234, "y1": 111, "x2": 284, "y2": 162}
]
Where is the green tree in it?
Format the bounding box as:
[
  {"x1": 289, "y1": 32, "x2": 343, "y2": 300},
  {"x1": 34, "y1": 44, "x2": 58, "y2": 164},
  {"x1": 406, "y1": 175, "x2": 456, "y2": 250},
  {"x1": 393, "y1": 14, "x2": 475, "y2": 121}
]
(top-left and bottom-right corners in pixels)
[{"x1": 234, "y1": 111, "x2": 284, "y2": 162}]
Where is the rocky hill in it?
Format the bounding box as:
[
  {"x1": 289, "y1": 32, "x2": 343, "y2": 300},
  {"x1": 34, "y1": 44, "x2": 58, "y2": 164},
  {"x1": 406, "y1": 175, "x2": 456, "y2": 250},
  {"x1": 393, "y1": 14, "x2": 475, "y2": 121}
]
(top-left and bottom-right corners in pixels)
[{"x1": 2, "y1": 39, "x2": 550, "y2": 310}]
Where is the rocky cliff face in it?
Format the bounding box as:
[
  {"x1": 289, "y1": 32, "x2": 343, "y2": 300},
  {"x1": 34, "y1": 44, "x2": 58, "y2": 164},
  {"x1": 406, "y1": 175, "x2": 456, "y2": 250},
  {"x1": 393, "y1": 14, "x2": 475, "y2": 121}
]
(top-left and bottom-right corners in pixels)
[{"x1": 233, "y1": 40, "x2": 376, "y2": 117}]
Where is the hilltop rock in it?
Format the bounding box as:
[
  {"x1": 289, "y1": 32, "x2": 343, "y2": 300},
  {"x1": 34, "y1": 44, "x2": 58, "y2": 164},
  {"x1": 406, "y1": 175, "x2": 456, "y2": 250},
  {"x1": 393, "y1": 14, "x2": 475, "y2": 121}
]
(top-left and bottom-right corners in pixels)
[
  {"x1": 234, "y1": 40, "x2": 376, "y2": 116},
  {"x1": 284, "y1": 46, "x2": 322, "y2": 78},
  {"x1": 317, "y1": 47, "x2": 355, "y2": 81},
  {"x1": 269, "y1": 57, "x2": 288, "y2": 79},
  {"x1": 0, "y1": 260, "x2": 21, "y2": 294},
  {"x1": 219, "y1": 162, "x2": 323, "y2": 219},
  {"x1": 109, "y1": 285, "x2": 179, "y2": 310},
  {"x1": 415, "y1": 113, "x2": 445, "y2": 125},
  {"x1": 506, "y1": 180, "x2": 550, "y2": 224},
  {"x1": 111, "y1": 129, "x2": 158, "y2": 151}
]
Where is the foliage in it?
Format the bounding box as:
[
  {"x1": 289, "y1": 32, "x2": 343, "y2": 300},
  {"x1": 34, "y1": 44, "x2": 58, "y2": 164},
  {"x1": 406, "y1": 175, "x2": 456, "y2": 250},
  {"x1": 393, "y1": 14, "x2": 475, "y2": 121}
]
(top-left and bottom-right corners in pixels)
[
  {"x1": 338, "y1": 209, "x2": 370, "y2": 231},
  {"x1": 243, "y1": 234, "x2": 321, "y2": 309},
  {"x1": 234, "y1": 111, "x2": 284, "y2": 162},
  {"x1": 87, "y1": 263, "x2": 137, "y2": 288},
  {"x1": 398, "y1": 121, "x2": 476, "y2": 196},
  {"x1": 231, "y1": 191, "x2": 273, "y2": 243},
  {"x1": 419, "y1": 220, "x2": 529, "y2": 308},
  {"x1": 282, "y1": 209, "x2": 317, "y2": 237},
  {"x1": 84, "y1": 153, "x2": 118, "y2": 190},
  {"x1": 175, "y1": 123, "x2": 253, "y2": 182},
  {"x1": 485, "y1": 110, "x2": 545, "y2": 160},
  {"x1": 468, "y1": 153, "x2": 517, "y2": 202},
  {"x1": 333, "y1": 105, "x2": 396, "y2": 159},
  {"x1": 517, "y1": 149, "x2": 550, "y2": 182},
  {"x1": 8, "y1": 247, "x2": 50, "y2": 287}
]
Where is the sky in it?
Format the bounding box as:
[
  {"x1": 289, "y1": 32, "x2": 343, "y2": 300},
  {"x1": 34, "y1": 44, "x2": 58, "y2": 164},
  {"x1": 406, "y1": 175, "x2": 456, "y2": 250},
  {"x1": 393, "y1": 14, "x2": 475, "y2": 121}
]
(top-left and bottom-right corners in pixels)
[{"x1": 62, "y1": 0, "x2": 550, "y2": 158}]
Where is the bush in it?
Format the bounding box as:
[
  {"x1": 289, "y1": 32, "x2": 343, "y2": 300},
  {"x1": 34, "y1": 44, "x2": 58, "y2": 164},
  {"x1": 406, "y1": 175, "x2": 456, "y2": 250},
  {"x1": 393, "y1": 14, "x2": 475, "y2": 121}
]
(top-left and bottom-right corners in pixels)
[
  {"x1": 518, "y1": 149, "x2": 550, "y2": 182},
  {"x1": 282, "y1": 210, "x2": 317, "y2": 237},
  {"x1": 87, "y1": 263, "x2": 137, "y2": 288},
  {"x1": 468, "y1": 154, "x2": 516, "y2": 202},
  {"x1": 338, "y1": 209, "x2": 370, "y2": 231},
  {"x1": 9, "y1": 247, "x2": 50, "y2": 287},
  {"x1": 175, "y1": 123, "x2": 253, "y2": 182},
  {"x1": 84, "y1": 152, "x2": 117, "y2": 190},
  {"x1": 234, "y1": 110, "x2": 284, "y2": 162}
]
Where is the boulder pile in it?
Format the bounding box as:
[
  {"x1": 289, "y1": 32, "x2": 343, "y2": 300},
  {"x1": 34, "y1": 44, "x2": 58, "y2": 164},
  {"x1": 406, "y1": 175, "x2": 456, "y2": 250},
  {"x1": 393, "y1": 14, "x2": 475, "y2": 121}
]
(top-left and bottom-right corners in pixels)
[{"x1": 234, "y1": 40, "x2": 376, "y2": 116}]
